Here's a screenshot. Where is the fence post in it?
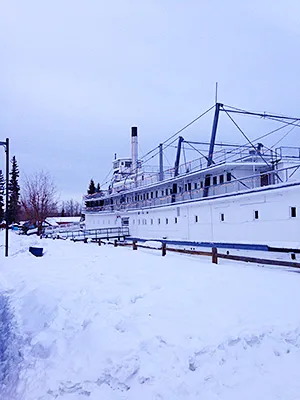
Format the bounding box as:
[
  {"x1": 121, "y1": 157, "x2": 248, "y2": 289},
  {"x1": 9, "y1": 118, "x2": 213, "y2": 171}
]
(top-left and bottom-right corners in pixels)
[
  {"x1": 114, "y1": 239, "x2": 118, "y2": 247},
  {"x1": 212, "y1": 247, "x2": 218, "y2": 264},
  {"x1": 133, "y1": 240, "x2": 137, "y2": 250},
  {"x1": 162, "y1": 242, "x2": 167, "y2": 257}
]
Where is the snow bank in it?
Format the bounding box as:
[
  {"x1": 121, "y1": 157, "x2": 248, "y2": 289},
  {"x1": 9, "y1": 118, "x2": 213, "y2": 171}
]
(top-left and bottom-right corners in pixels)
[
  {"x1": 142, "y1": 240, "x2": 162, "y2": 249},
  {"x1": 1, "y1": 232, "x2": 300, "y2": 399},
  {"x1": 0, "y1": 295, "x2": 22, "y2": 400}
]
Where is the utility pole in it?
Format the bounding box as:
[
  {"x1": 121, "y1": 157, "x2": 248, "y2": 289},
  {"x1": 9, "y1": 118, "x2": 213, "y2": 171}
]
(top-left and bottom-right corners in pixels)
[{"x1": 0, "y1": 138, "x2": 9, "y2": 257}]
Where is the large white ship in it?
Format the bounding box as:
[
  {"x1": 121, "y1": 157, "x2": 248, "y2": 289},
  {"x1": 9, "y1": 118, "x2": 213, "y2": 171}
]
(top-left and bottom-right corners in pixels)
[{"x1": 83, "y1": 103, "x2": 300, "y2": 253}]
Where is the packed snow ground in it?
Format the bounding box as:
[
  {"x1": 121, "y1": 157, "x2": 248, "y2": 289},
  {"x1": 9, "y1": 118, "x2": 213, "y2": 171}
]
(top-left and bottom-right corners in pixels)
[{"x1": 1, "y1": 232, "x2": 300, "y2": 399}]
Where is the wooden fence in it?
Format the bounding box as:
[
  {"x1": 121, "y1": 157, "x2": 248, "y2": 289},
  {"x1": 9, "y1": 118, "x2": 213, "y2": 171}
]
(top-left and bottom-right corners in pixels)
[{"x1": 110, "y1": 240, "x2": 300, "y2": 269}]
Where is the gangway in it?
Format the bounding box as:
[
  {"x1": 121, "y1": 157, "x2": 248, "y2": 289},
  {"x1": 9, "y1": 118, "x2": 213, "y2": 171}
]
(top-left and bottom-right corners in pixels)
[{"x1": 46, "y1": 227, "x2": 130, "y2": 241}]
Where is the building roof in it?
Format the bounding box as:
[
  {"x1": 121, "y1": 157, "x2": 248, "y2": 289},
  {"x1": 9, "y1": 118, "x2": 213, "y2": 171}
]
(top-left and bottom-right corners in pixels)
[{"x1": 45, "y1": 216, "x2": 81, "y2": 226}]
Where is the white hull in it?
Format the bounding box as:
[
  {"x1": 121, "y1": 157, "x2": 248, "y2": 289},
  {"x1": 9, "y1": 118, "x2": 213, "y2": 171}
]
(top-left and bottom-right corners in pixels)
[{"x1": 85, "y1": 182, "x2": 300, "y2": 249}]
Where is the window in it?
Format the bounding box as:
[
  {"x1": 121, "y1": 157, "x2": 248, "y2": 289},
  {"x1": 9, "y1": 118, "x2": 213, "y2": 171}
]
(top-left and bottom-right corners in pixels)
[
  {"x1": 166, "y1": 218, "x2": 169, "y2": 224},
  {"x1": 151, "y1": 192, "x2": 153, "y2": 199},
  {"x1": 151, "y1": 219, "x2": 153, "y2": 225},
  {"x1": 194, "y1": 183, "x2": 198, "y2": 190},
  {"x1": 184, "y1": 184, "x2": 187, "y2": 191},
  {"x1": 291, "y1": 207, "x2": 297, "y2": 218},
  {"x1": 227, "y1": 172, "x2": 232, "y2": 182},
  {"x1": 161, "y1": 190, "x2": 164, "y2": 196},
  {"x1": 254, "y1": 210, "x2": 259, "y2": 220},
  {"x1": 220, "y1": 213, "x2": 224, "y2": 222},
  {"x1": 158, "y1": 218, "x2": 161, "y2": 225},
  {"x1": 188, "y1": 183, "x2": 192, "y2": 191},
  {"x1": 166, "y1": 189, "x2": 169, "y2": 196},
  {"x1": 138, "y1": 219, "x2": 141, "y2": 225},
  {"x1": 133, "y1": 219, "x2": 135, "y2": 225},
  {"x1": 195, "y1": 215, "x2": 198, "y2": 223},
  {"x1": 204, "y1": 176, "x2": 211, "y2": 187},
  {"x1": 200, "y1": 181, "x2": 203, "y2": 188},
  {"x1": 219, "y1": 175, "x2": 224, "y2": 184},
  {"x1": 146, "y1": 193, "x2": 149, "y2": 200},
  {"x1": 155, "y1": 191, "x2": 158, "y2": 198},
  {"x1": 175, "y1": 217, "x2": 178, "y2": 224},
  {"x1": 213, "y1": 176, "x2": 217, "y2": 185}
]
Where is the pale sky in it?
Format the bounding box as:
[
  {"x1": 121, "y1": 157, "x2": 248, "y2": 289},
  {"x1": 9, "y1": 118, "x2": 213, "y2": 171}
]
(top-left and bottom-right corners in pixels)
[{"x1": 1, "y1": 0, "x2": 300, "y2": 201}]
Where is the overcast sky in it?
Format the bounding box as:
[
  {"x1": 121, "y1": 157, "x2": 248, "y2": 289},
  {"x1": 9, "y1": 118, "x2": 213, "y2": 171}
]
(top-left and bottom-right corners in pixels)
[{"x1": 1, "y1": 0, "x2": 300, "y2": 201}]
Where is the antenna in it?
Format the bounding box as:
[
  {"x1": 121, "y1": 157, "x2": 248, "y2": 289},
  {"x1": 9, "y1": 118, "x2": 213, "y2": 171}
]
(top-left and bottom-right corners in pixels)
[{"x1": 215, "y1": 82, "x2": 218, "y2": 104}]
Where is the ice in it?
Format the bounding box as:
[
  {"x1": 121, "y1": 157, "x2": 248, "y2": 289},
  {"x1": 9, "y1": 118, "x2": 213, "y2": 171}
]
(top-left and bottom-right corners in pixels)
[{"x1": 1, "y1": 231, "x2": 300, "y2": 399}]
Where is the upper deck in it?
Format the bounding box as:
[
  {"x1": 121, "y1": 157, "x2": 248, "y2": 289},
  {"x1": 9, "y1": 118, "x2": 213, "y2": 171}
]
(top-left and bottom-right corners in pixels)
[{"x1": 83, "y1": 146, "x2": 300, "y2": 213}]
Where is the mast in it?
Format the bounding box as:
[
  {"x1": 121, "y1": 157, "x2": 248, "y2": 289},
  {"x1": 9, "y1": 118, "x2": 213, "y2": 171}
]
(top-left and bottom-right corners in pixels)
[
  {"x1": 203, "y1": 103, "x2": 222, "y2": 197},
  {"x1": 174, "y1": 136, "x2": 184, "y2": 177},
  {"x1": 159, "y1": 143, "x2": 164, "y2": 181},
  {"x1": 207, "y1": 102, "x2": 222, "y2": 167}
]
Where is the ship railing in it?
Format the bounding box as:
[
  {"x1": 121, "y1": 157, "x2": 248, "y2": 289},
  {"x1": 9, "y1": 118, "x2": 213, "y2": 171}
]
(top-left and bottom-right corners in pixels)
[
  {"x1": 45, "y1": 226, "x2": 130, "y2": 240},
  {"x1": 275, "y1": 146, "x2": 300, "y2": 160},
  {"x1": 84, "y1": 163, "x2": 300, "y2": 212}
]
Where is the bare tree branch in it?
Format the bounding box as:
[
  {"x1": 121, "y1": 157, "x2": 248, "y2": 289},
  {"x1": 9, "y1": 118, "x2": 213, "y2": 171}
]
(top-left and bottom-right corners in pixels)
[{"x1": 21, "y1": 171, "x2": 58, "y2": 233}]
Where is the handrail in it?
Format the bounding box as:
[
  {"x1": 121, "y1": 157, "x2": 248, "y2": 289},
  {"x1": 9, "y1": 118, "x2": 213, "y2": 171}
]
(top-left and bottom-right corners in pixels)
[
  {"x1": 46, "y1": 226, "x2": 130, "y2": 240},
  {"x1": 84, "y1": 163, "x2": 300, "y2": 213}
]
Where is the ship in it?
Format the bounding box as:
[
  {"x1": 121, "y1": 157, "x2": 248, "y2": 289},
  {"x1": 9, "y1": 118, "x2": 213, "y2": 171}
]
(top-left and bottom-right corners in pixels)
[{"x1": 82, "y1": 102, "x2": 300, "y2": 256}]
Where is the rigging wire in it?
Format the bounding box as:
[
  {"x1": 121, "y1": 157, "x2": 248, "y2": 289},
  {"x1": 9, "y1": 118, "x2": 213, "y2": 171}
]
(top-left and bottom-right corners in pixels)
[
  {"x1": 138, "y1": 104, "x2": 215, "y2": 162},
  {"x1": 223, "y1": 104, "x2": 300, "y2": 121},
  {"x1": 141, "y1": 136, "x2": 178, "y2": 165},
  {"x1": 101, "y1": 167, "x2": 113, "y2": 186},
  {"x1": 163, "y1": 148, "x2": 173, "y2": 168},
  {"x1": 270, "y1": 121, "x2": 300, "y2": 149},
  {"x1": 185, "y1": 141, "x2": 209, "y2": 161},
  {"x1": 222, "y1": 108, "x2": 270, "y2": 166}
]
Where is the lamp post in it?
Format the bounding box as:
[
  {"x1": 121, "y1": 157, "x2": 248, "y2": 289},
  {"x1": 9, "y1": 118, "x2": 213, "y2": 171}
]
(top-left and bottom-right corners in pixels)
[{"x1": 0, "y1": 138, "x2": 9, "y2": 257}]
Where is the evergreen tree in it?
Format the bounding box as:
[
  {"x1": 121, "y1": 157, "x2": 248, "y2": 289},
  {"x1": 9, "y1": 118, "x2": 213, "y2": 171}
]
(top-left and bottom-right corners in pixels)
[
  {"x1": 8, "y1": 156, "x2": 20, "y2": 224},
  {"x1": 88, "y1": 179, "x2": 96, "y2": 195},
  {"x1": 0, "y1": 170, "x2": 4, "y2": 223},
  {"x1": 96, "y1": 183, "x2": 101, "y2": 193}
]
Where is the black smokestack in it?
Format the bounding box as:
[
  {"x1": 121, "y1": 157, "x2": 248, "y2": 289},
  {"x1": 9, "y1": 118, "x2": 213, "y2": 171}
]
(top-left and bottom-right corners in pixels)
[{"x1": 131, "y1": 126, "x2": 138, "y2": 137}]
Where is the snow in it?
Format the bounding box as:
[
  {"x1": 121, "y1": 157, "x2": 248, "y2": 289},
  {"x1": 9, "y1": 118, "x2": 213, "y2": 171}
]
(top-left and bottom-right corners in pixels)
[
  {"x1": 1, "y1": 231, "x2": 300, "y2": 399},
  {"x1": 143, "y1": 240, "x2": 162, "y2": 249}
]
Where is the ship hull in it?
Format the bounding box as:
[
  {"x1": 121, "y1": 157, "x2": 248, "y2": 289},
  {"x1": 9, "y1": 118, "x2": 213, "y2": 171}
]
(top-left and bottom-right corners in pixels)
[{"x1": 84, "y1": 181, "x2": 300, "y2": 250}]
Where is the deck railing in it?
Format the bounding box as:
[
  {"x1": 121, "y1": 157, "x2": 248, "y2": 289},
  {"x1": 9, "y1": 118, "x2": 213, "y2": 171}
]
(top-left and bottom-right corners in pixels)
[
  {"x1": 45, "y1": 226, "x2": 130, "y2": 240},
  {"x1": 84, "y1": 163, "x2": 300, "y2": 213}
]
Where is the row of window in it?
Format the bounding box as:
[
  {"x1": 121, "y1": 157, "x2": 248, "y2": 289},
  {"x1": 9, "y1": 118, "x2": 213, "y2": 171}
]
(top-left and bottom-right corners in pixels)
[
  {"x1": 130, "y1": 173, "x2": 232, "y2": 202},
  {"x1": 195, "y1": 206, "x2": 297, "y2": 223},
  {"x1": 132, "y1": 217, "x2": 179, "y2": 225},
  {"x1": 132, "y1": 206, "x2": 297, "y2": 226},
  {"x1": 86, "y1": 173, "x2": 233, "y2": 208},
  {"x1": 89, "y1": 206, "x2": 297, "y2": 226}
]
